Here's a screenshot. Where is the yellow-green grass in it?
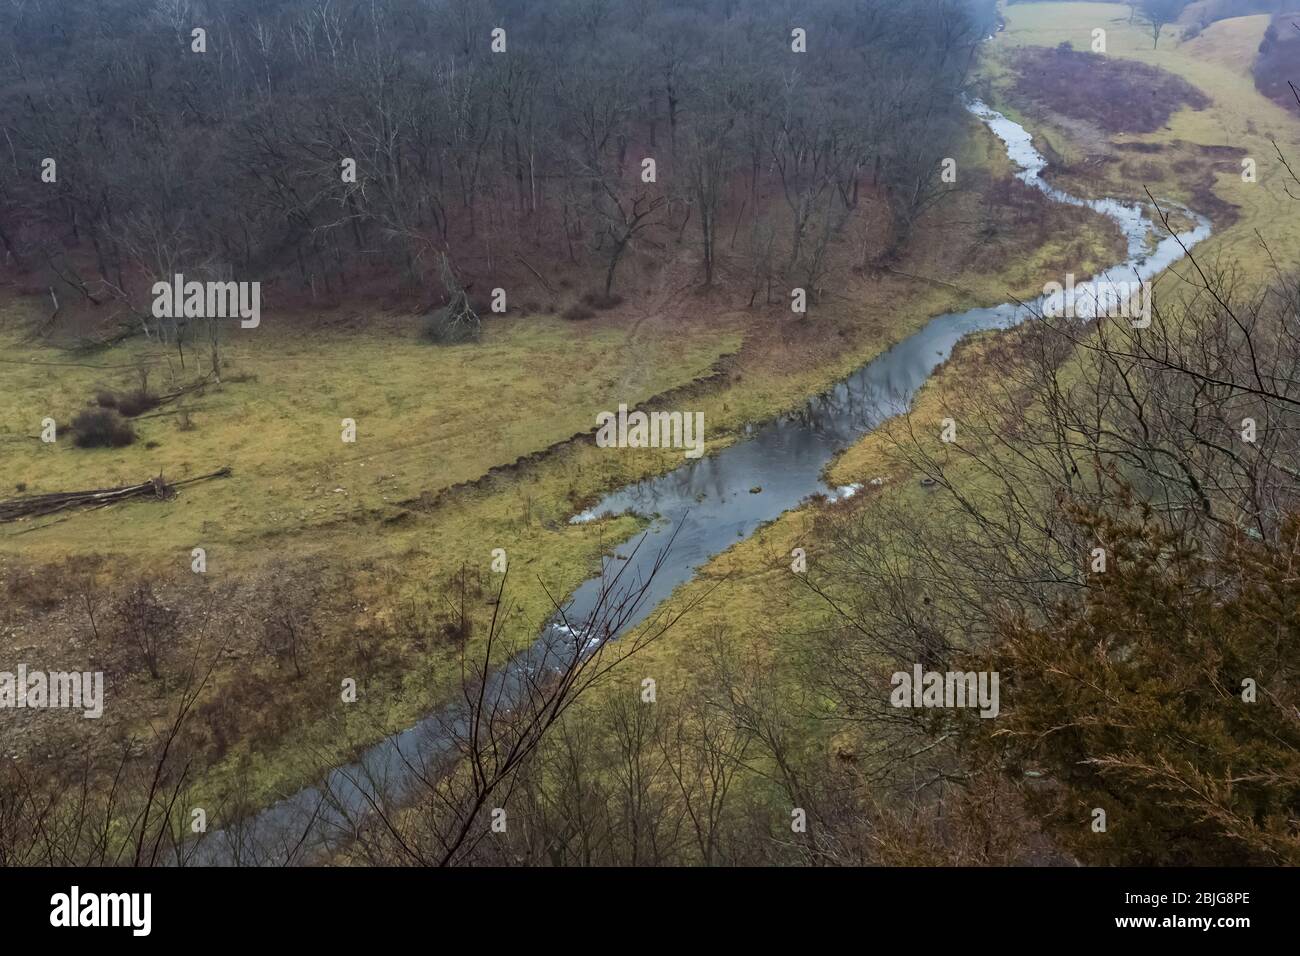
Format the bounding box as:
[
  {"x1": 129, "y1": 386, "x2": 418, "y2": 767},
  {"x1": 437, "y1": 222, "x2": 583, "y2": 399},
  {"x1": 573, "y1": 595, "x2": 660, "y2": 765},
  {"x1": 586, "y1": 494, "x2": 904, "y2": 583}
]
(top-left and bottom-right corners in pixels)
[
  {"x1": 0, "y1": 90, "x2": 1130, "y2": 818},
  {"x1": 0, "y1": 308, "x2": 735, "y2": 562},
  {"x1": 752, "y1": 1, "x2": 1300, "y2": 668},
  {"x1": 605, "y1": 335, "x2": 1012, "y2": 706},
  {"x1": 0, "y1": 306, "x2": 737, "y2": 807},
  {"x1": 186, "y1": 107, "x2": 1128, "y2": 812},
  {"x1": 282, "y1": 64, "x2": 1146, "y2": 846},
  {"x1": 994, "y1": 3, "x2": 1300, "y2": 271},
  {"x1": 507, "y1": 2, "x2": 1300, "y2": 835}
]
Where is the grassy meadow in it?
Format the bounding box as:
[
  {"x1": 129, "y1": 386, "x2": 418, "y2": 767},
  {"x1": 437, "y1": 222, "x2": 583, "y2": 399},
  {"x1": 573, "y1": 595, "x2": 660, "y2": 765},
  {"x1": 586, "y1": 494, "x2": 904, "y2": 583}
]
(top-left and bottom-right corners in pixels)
[
  {"x1": 529, "y1": 2, "x2": 1300, "y2": 835},
  {"x1": 1, "y1": 3, "x2": 1236, "y2": 820}
]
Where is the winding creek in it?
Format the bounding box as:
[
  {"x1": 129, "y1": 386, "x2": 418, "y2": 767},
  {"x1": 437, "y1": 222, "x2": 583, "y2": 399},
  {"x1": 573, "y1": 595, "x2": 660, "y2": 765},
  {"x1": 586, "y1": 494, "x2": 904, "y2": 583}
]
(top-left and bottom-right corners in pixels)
[{"x1": 197, "y1": 100, "x2": 1212, "y2": 864}]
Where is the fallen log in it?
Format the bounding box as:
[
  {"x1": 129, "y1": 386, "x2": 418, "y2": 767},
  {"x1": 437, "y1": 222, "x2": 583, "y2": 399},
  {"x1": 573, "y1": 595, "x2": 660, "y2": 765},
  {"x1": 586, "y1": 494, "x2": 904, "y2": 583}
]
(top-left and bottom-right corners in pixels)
[
  {"x1": 514, "y1": 253, "x2": 556, "y2": 295},
  {"x1": 0, "y1": 467, "x2": 232, "y2": 523},
  {"x1": 150, "y1": 373, "x2": 218, "y2": 409}
]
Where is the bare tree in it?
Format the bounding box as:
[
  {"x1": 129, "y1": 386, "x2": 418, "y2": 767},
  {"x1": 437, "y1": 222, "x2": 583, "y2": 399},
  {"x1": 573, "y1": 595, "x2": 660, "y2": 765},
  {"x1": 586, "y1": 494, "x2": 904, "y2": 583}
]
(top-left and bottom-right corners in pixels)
[
  {"x1": 113, "y1": 582, "x2": 180, "y2": 680},
  {"x1": 426, "y1": 253, "x2": 481, "y2": 343},
  {"x1": 1139, "y1": 0, "x2": 1188, "y2": 49},
  {"x1": 595, "y1": 188, "x2": 666, "y2": 299},
  {"x1": 336, "y1": 527, "x2": 700, "y2": 866}
]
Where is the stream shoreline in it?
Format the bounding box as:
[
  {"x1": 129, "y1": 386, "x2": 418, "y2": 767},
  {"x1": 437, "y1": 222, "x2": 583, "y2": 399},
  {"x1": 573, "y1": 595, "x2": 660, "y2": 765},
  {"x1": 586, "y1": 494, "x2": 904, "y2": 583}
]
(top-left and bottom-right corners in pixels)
[{"x1": 192, "y1": 100, "x2": 1212, "y2": 866}]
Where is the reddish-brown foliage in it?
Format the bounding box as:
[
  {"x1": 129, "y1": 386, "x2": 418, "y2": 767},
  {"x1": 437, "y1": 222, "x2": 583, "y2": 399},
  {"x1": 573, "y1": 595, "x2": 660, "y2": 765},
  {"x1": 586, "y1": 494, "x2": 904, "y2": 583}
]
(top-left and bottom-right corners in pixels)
[{"x1": 1012, "y1": 46, "x2": 1210, "y2": 133}]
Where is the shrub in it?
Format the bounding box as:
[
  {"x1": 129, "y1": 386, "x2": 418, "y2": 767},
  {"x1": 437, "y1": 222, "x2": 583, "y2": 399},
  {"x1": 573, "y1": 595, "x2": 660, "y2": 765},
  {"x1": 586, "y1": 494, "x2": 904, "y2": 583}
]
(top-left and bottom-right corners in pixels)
[
  {"x1": 425, "y1": 304, "x2": 481, "y2": 343},
  {"x1": 116, "y1": 390, "x2": 160, "y2": 417},
  {"x1": 112, "y1": 583, "x2": 179, "y2": 679},
  {"x1": 3, "y1": 564, "x2": 62, "y2": 611},
  {"x1": 977, "y1": 507, "x2": 1300, "y2": 865},
  {"x1": 1012, "y1": 46, "x2": 1210, "y2": 134},
  {"x1": 93, "y1": 388, "x2": 158, "y2": 416},
  {"x1": 260, "y1": 587, "x2": 317, "y2": 679},
  {"x1": 562, "y1": 303, "x2": 596, "y2": 321},
  {"x1": 581, "y1": 291, "x2": 625, "y2": 311},
  {"x1": 71, "y1": 408, "x2": 136, "y2": 448}
]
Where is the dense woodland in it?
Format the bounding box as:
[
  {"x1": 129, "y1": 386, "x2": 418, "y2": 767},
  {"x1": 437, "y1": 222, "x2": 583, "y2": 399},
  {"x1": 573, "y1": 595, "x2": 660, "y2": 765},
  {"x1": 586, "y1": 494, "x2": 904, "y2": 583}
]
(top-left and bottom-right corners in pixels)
[
  {"x1": 0, "y1": 0, "x2": 987, "y2": 339},
  {"x1": 1, "y1": 0, "x2": 1297, "y2": 868}
]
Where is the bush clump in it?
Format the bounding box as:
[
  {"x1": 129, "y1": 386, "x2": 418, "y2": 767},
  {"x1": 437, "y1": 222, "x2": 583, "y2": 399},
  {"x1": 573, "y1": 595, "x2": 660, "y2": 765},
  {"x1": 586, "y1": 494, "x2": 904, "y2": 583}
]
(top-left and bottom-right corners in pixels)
[
  {"x1": 425, "y1": 305, "x2": 482, "y2": 343},
  {"x1": 71, "y1": 408, "x2": 136, "y2": 448},
  {"x1": 581, "y1": 291, "x2": 625, "y2": 311},
  {"x1": 95, "y1": 389, "x2": 159, "y2": 417},
  {"x1": 116, "y1": 391, "x2": 160, "y2": 417},
  {"x1": 1012, "y1": 46, "x2": 1210, "y2": 134}
]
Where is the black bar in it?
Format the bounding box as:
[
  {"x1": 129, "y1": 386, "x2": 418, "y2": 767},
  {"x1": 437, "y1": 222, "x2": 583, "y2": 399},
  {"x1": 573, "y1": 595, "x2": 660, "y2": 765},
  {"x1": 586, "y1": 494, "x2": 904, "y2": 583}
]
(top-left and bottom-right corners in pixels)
[{"x1": 0, "y1": 866, "x2": 1289, "y2": 942}]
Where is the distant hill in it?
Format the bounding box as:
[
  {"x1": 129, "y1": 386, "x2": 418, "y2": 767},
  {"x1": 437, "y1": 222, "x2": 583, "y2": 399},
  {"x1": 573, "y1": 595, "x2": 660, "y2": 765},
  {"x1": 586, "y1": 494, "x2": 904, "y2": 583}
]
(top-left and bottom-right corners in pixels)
[{"x1": 1185, "y1": 0, "x2": 1291, "y2": 23}]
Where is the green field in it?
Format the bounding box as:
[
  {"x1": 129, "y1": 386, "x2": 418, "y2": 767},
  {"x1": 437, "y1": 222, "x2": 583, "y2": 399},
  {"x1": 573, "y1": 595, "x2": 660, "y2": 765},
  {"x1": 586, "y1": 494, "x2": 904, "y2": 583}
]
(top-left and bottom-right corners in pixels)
[
  {"x1": 0, "y1": 9, "x2": 1184, "y2": 818},
  {"x1": 520, "y1": 2, "x2": 1300, "y2": 847},
  {"x1": 995, "y1": 4, "x2": 1300, "y2": 268}
]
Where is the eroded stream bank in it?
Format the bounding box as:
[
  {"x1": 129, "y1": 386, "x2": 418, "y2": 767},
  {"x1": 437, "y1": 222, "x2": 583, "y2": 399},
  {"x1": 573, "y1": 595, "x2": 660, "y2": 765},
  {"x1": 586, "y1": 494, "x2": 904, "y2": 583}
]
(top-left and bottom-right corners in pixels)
[{"x1": 196, "y1": 101, "x2": 1211, "y2": 865}]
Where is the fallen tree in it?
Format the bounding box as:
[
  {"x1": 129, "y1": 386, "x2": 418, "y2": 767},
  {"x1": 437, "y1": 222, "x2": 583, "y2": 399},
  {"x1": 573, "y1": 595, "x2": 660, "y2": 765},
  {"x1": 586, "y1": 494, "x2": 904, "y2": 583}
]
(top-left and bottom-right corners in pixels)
[{"x1": 0, "y1": 467, "x2": 232, "y2": 523}]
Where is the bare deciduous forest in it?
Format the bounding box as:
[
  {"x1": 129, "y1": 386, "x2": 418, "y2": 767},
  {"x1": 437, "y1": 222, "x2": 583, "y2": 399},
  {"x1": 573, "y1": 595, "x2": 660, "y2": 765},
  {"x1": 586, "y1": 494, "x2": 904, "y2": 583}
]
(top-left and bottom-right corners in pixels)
[
  {"x1": 0, "y1": 0, "x2": 1297, "y2": 917},
  {"x1": 0, "y1": 0, "x2": 984, "y2": 336}
]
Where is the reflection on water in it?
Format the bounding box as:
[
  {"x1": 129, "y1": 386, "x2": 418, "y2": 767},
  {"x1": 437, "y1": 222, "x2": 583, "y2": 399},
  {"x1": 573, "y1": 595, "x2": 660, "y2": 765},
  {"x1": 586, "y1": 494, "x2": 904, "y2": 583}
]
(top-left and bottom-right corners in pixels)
[
  {"x1": 565, "y1": 99, "x2": 1209, "y2": 637},
  {"x1": 195, "y1": 100, "x2": 1211, "y2": 865}
]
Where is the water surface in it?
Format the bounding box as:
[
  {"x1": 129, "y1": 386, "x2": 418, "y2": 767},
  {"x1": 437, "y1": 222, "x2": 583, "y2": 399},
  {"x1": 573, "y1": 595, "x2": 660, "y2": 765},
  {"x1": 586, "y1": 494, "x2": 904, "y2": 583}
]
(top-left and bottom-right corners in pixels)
[{"x1": 194, "y1": 101, "x2": 1211, "y2": 864}]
